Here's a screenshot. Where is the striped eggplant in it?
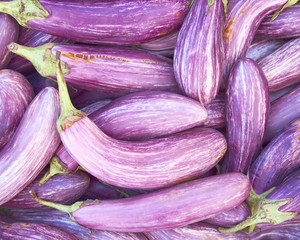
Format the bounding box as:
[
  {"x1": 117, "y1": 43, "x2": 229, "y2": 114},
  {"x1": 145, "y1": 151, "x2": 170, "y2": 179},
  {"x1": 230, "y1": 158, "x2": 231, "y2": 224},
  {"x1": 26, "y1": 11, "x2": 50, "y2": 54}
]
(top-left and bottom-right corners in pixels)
[
  {"x1": 249, "y1": 119, "x2": 300, "y2": 195},
  {"x1": 0, "y1": 0, "x2": 190, "y2": 45},
  {"x1": 0, "y1": 13, "x2": 18, "y2": 69},
  {"x1": 0, "y1": 215, "x2": 13, "y2": 226},
  {"x1": 0, "y1": 70, "x2": 34, "y2": 150},
  {"x1": 31, "y1": 173, "x2": 251, "y2": 232},
  {"x1": 0, "y1": 87, "x2": 60, "y2": 205},
  {"x1": 258, "y1": 37, "x2": 300, "y2": 92},
  {"x1": 264, "y1": 84, "x2": 300, "y2": 143},
  {"x1": 174, "y1": 0, "x2": 225, "y2": 105},
  {"x1": 139, "y1": 32, "x2": 178, "y2": 51},
  {"x1": 8, "y1": 43, "x2": 179, "y2": 96},
  {"x1": 255, "y1": 3, "x2": 300, "y2": 39},
  {"x1": 269, "y1": 84, "x2": 297, "y2": 102},
  {"x1": 223, "y1": 0, "x2": 287, "y2": 83},
  {"x1": 221, "y1": 58, "x2": 269, "y2": 174},
  {"x1": 0, "y1": 223, "x2": 79, "y2": 240}
]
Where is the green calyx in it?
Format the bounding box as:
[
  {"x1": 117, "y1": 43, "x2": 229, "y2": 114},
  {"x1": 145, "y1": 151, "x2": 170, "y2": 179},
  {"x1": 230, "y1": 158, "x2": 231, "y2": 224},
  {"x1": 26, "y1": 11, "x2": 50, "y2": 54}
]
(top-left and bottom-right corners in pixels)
[
  {"x1": 271, "y1": 0, "x2": 299, "y2": 21},
  {"x1": 0, "y1": 0, "x2": 49, "y2": 28}
]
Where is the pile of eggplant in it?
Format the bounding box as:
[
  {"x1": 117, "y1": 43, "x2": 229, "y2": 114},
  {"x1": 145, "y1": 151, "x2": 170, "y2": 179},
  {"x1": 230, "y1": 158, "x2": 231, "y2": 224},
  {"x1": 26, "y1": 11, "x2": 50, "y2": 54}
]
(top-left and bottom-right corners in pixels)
[{"x1": 0, "y1": 0, "x2": 299, "y2": 239}]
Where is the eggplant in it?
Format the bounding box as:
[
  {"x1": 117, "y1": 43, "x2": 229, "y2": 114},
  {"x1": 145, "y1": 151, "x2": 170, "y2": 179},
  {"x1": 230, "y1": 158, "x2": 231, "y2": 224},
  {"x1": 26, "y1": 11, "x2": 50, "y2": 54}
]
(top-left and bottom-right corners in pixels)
[
  {"x1": 249, "y1": 119, "x2": 300, "y2": 195},
  {"x1": 72, "y1": 90, "x2": 113, "y2": 109},
  {"x1": 258, "y1": 37, "x2": 300, "y2": 92},
  {"x1": 0, "y1": 223, "x2": 79, "y2": 240},
  {"x1": 139, "y1": 32, "x2": 178, "y2": 51},
  {"x1": 256, "y1": 3, "x2": 300, "y2": 39},
  {"x1": 0, "y1": 13, "x2": 18, "y2": 69},
  {"x1": 221, "y1": 58, "x2": 269, "y2": 174},
  {"x1": 0, "y1": 70, "x2": 34, "y2": 151},
  {"x1": 269, "y1": 84, "x2": 298, "y2": 102},
  {"x1": 8, "y1": 43, "x2": 179, "y2": 96},
  {"x1": 31, "y1": 173, "x2": 250, "y2": 232},
  {"x1": 0, "y1": 0, "x2": 189, "y2": 45},
  {"x1": 174, "y1": 0, "x2": 225, "y2": 105},
  {"x1": 0, "y1": 87, "x2": 60, "y2": 205}
]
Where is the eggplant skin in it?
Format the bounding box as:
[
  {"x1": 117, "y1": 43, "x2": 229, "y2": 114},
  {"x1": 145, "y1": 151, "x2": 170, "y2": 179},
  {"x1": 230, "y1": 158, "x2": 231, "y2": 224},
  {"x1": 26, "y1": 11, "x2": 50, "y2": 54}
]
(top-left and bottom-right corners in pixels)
[{"x1": 222, "y1": 58, "x2": 269, "y2": 174}]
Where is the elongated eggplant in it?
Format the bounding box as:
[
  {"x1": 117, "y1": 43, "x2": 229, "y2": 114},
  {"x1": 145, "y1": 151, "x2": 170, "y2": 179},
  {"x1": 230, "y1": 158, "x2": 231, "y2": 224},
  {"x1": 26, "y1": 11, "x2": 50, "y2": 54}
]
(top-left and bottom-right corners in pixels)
[
  {"x1": 259, "y1": 37, "x2": 300, "y2": 92},
  {"x1": 221, "y1": 58, "x2": 269, "y2": 174},
  {"x1": 0, "y1": 13, "x2": 18, "y2": 69},
  {"x1": 0, "y1": 70, "x2": 34, "y2": 151},
  {"x1": 139, "y1": 32, "x2": 178, "y2": 51},
  {"x1": 8, "y1": 43, "x2": 179, "y2": 96},
  {"x1": 31, "y1": 173, "x2": 250, "y2": 232},
  {"x1": 174, "y1": 0, "x2": 225, "y2": 105},
  {"x1": 256, "y1": 3, "x2": 300, "y2": 39},
  {"x1": 249, "y1": 119, "x2": 300, "y2": 195},
  {"x1": 0, "y1": 0, "x2": 189, "y2": 45},
  {"x1": 0, "y1": 223, "x2": 79, "y2": 240},
  {"x1": 269, "y1": 84, "x2": 297, "y2": 102},
  {"x1": 0, "y1": 87, "x2": 60, "y2": 205}
]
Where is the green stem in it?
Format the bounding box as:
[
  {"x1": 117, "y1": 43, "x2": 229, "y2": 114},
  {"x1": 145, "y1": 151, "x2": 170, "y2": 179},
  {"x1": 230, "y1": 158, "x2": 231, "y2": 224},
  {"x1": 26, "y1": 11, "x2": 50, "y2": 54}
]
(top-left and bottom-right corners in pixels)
[{"x1": 271, "y1": 0, "x2": 299, "y2": 21}]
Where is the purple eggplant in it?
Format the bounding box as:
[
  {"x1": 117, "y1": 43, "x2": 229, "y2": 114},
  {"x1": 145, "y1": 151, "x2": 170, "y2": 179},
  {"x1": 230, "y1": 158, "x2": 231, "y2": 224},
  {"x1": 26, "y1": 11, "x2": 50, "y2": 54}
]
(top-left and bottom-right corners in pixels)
[
  {"x1": 249, "y1": 119, "x2": 300, "y2": 195},
  {"x1": 255, "y1": 3, "x2": 300, "y2": 39},
  {"x1": 0, "y1": 87, "x2": 60, "y2": 205},
  {"x1": 269, "y1": 84, "x2": 298, "y2": 102},
  {"x1": 0, "y1": 13, "x2": 18, "y2": 69},
  {"x1": 0, "y1": 223, "x2": 79, "y2": 240},
  {"x1": 258, "y1": 37, "x2": 300, "y2": 92},
  {"x1": 0, "y1": 70, "x2": 34, "y2": 150},
  {"x1": 221, "y1": 58, "x2": 269, "y2": 174},
  {"x1": 139, "y1": 32, "x2": 178, "y2": 51},
  {"x1": 0, "y1": 0, "x2": 189, "y2": 45},
  {"x1": 72, "y1": 90, "x2": 113, "y2": 109},
  {"x1": 174, "y1": 0, "x2": 225, "y2": 105},
  {"x1": 8, "y1": 43, "x2": 179, "y2": 96},
  {"x1": 31, "y1": 173, "x2": 250, "y2": 232}
]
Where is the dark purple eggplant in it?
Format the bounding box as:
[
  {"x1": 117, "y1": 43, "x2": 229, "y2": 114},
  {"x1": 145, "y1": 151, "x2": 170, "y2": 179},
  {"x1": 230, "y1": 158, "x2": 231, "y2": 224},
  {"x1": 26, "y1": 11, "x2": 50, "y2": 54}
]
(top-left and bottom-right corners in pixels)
[
  {"x1": 0, "y1": 13, "x2": 18, "y2": 69},
  {"x1": 8, "y1": 43, "x2": 179, "y2": 96},
  {"x1": 174, "y1": 0, "x2": 225, "y2": 105},
  {"x1": 0, "y1": 0, "x2": 189, "y2": 45},
  {"x1": 71, "y1": 90, "x2": 113, "y2": 109},
  {"x1": 258, "y1": 37, "x2": 300, "y2": 92},
  {"x1": 31, "y1": 173, "x2": 250, "y2": 232},
  {"x1": 0, "y1": 70, "x2": 34, "y2": 150},
  {"x1": 221, "y1": 58, "x2": 269, "y2": 174},
  {"x1": 0, "y1": 87, "x2": 60, "y2": 205}
]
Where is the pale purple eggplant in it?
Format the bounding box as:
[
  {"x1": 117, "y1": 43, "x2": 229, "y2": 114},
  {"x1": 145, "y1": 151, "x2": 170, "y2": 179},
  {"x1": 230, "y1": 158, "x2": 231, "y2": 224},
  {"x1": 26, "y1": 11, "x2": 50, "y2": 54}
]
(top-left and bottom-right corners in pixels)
[
  {"x1": 223, "y1": 0, "x2": 287, "y2": 83},
  {"x1": 246, "y1": 39, "x2": 287, "y2": 62},
  {"x1": 31, "y1": 173, "x2": 250, "y2": 232},
  {"x1": 221, "y1": 58, "x2": 269, "y2": 174},
  {"x1": 249, "y1": 119, "x2": 300, "y2": 195},
  {"x1": 0, "y1": 13, "x2": 18, "y2": 69},
  {"x1": 8, "y1": 43, "x2": 179, "y2": 96},
  {"x1": 258, "y1": 37, "x2": 300, "y2": 92},
  {"x1": 256, "y1": 3, "x2": 300, "y2": 39},
  {"x1": 0, "y1": 223, "x2": 79, "y2": 240},
  {"x1": 0, "y1": 87, "x2": 60, "y2": 205},
  {"x1": 139, "y1": 32, "x2": 178, "y2": 51},
  {"x1": 3, "y1": 169, "x2": 90, "y2": 209},
  {"x1": 0, "y1": 70, "x2": 34, "y2": 150},
  {"x1": 264, "y1": 84, "x2": 300, "y2": 143},
  {"x1": 0, "y1": 0, "x2": 189, "y2": 45},
  {"x1": 8, "y1": 27, "x2": 69, "y2": 74},
  {"x1": 174, "y1": 0, "x2": 225, "y2": 105}
]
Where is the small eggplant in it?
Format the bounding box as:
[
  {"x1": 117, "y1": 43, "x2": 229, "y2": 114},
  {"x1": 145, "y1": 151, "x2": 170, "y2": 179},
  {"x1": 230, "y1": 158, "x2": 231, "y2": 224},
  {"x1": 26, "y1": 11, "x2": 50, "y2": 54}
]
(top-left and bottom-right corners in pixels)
[
  {"x1": 31, "y1": 173, "x2": 250, "y2": 232},
  {"x1": 174, "y1": 0, "x2": 225, "y2": 105},
  {"x1": 221, "y1": 58, "x2": 269, "y2": 174}
]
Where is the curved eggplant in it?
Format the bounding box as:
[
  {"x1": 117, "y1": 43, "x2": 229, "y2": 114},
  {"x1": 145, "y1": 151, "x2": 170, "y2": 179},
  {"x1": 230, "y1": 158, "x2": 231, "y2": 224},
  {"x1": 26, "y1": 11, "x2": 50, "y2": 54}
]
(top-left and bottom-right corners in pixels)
[
  {"x1": 258, "y1": 37, "x2": 300, "y2": 92},
  {"x1": 221, "y1": 58, "x2": 269, "y2": 174},
  {"x1": 174, "y1": 0, "x2": 225, "y2": 105},
  {"x1": 0, "y1": 87, "x2": 60, "y2": 205},
  {"x1": 0, "y1": 70, "x2": 34, "y2": 151},
  {"x1": 31, "y1": 173, "x2": 251, "y2": 232},
  {"x1": 8, "y1": 43, "x2": 179, "y2": 96},
  {"x1": 0, "y1": 0, "x2": 189, "y2": 45}
]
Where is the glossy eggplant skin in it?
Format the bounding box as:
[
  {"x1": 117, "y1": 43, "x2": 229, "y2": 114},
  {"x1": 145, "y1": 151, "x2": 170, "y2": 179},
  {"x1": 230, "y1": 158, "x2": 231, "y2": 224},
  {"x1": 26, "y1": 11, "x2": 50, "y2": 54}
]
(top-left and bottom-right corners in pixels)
[
  {"x1": 0, "y1": 13, "x2": 18, "y2": 69},
  {"x1": 264, "y1": 84, "x2": 300, "y2": 143},
  {"x1": 174, "y1": 0, "x2": 225, "y2": 105},
  {"x1": 259, "y1": 37, "x2": 300, "y2": 92},
  {"x1": 140, "y1": 32, "x2": 178, "y2": 51},
  {"x1": 0, "y1": 87, "x2": 60, "y2": 205},
  {"x1": 256, "y1": 3, "x2": 300, "y2": 39},
  {"x1": 249, "y1": 119, "x2": 300, "y2": 195},
  {"x1": 221, "y1": 58, "x2": 269, "y2": 174},
  {"x1": 0, "y1": 70, "x2": 34, "y2": 150},
  {"x1": 0, "y1": 223, "x2": 79, "y2": 240}
]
